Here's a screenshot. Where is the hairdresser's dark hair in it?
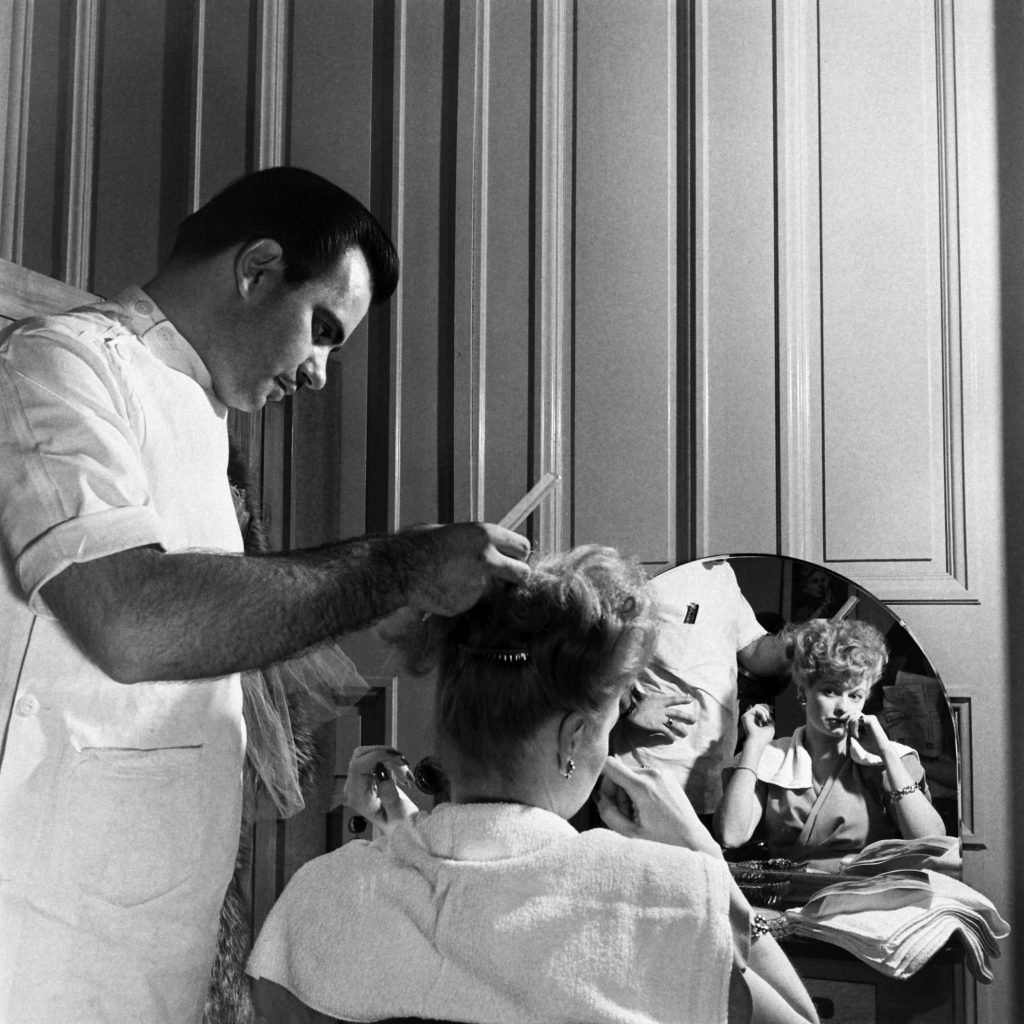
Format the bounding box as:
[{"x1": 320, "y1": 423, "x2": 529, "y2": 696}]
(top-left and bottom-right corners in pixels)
[
  {"x1": 169, "y1": 166, "x2": 399, "y2": 303},
  {"x1": 394, "y1": 545, "x2": 658, "y2": 776},
  {"x1": 789, "y1": 618, "x2": 888, "y2": 691}
]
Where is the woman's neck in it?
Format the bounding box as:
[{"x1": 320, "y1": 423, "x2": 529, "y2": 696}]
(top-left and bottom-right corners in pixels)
[{"x1": 801, "y1": 723, "x2": 847, "y2": 761}]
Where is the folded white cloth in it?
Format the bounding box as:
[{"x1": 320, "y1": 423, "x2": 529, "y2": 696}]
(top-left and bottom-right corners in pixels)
[
  {"x1": 839, "y1": 835, "x2": 962, "y2": 876},
  {"x1": 785, "y1": 869, "x2": 1009, "y2": 982}
]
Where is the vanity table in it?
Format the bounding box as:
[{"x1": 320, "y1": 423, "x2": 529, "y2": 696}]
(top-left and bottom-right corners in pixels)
[{"x1": 704, "y1": 554, "x2": 968, "y2": 1024}]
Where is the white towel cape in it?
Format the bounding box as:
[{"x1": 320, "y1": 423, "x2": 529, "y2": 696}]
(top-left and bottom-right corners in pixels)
[{"x1": 247, "y1": 803, "x2": 736, "y2": 1023}]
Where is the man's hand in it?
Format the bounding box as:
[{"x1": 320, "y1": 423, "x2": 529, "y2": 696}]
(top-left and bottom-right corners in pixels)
[
  {"x1": 595, "y1": 755, "x2": 722, "y2": 857},
  {"x1": 397, "y1": 523, "x2": 531, "y2": 616},
  {"x1": 624, "y1": 689, "x2": 697, "y2": 741}
]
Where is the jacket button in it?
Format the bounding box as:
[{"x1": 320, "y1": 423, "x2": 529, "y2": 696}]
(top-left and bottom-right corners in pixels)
[{"x1": 14, "y1": 695, "x2": 39, "y2": 717}]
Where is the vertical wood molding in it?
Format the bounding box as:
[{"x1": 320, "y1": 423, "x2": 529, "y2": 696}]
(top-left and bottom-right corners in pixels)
[
  {"x1": 254, "y1": 0, "x2": 290, "y2": 546},
  {"x1": 534, "y1": 0, "x2": 572, "y2": 552},
  {"x1": 254, "y1": 0, "x2": 289, "y2": 169},
  {"x1": 933, "y1": 0, "x2": 968, "y2": 592},
  {"x1": 62, "y1": 0, "x2": 100, "y2": 290},
  {"x1": 451, "y1": 0, "x2": 488, "y2": 522},
  {"x1": 775, "y1": 0, "x2": 822, "y2": 561},
  {"x1": 187, "y1": 0, "x2": 206, "y2": 212},
  {"x1": 692, "y1": 0, "x2": 712, "y2": 556},
  {"x1": 388, "y1": 1, "x2": 408, "y2": 533},
  {"x1": 0, "y1": 0, "x2": 32, "y2": 264}
]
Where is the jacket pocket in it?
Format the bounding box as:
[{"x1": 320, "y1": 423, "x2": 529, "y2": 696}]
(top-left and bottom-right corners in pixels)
[{"x1": 58, "y1": 743, "x2": 202, "y2": 907}]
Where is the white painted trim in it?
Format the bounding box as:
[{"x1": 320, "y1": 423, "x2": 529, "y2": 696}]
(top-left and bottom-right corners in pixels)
[
  {"x1": 775, "y1": 0, "x2": 822, "y2": 561},
  {"x1": 663, "y1": 0, "x2": 678, "y2": 567},
  {"x1": 535, "y1": 0, "x2": 572, "y2": 552},
  {"x1": 692, "y1": 0, "x2": 712, "y2": 556}
]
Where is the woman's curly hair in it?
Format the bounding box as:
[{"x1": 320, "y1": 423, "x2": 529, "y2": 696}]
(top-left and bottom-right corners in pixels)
[
  {"x1": 788, "y1": 618, "x2": 888, "y2": 691},
  {"x1": 390, "y1": 545, "x2": 657, "y2": 775}
]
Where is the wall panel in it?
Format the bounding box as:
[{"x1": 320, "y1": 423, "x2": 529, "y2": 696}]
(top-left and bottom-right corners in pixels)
[
  {"x1": 479, "y1": 1, "x2": 534, "y2": 526},
  {"x1": 694, "y1": 0, "x2": 778, "y2": 558},
  {"x1": 288, "y1": 0, "x2": 378, "y2": 548},
  {"x1": 817, "y1": 2, "x2": 960, "y2": 591},
  {"x1": 573, "y1": 0, "x2": 677, "y2": 568},
  {"x1": 775, "y1": 0, "x2": 967, "y2": 601},
  {"x1": 393, "y1": 0, "x2": 448, "y2": 528}
]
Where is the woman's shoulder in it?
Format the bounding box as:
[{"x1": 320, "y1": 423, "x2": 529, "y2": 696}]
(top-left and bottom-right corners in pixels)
[
  {"x1": 747, "y1": 729, "x2": 813, "y2": 789},
  {"x1": 575, "y1": 829, "x2": 732, "y2": 895}
]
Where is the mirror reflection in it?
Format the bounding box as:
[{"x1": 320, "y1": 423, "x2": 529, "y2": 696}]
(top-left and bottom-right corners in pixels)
[{"x1": 611, "y1": 554, "x2": 959, "y2": 875}]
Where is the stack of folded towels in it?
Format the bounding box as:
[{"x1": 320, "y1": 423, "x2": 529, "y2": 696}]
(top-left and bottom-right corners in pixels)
[{"x1": 783, "y1": 838, "x2": 1009, "y2": 981}]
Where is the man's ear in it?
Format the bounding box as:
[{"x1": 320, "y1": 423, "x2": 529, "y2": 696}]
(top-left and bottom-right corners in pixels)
[{"x1": 235, "y1": 238, "x2": 285, "y2": 299}]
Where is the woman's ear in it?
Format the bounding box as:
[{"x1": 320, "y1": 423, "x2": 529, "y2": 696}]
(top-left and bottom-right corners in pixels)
[
  {"x1": 557, "y1": 710, "x2": 589, "y2": 768},
  {"x1": 235, "y1": 238, "x2": 285, "y2": 298}
]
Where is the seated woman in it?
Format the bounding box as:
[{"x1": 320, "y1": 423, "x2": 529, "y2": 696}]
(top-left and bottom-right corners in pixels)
[
  {"x1": 246, "y1": 546, "x2": 819, "y2": 1024},
  {"x1": 714, "y1": 618, "x2": 946, "y2": 869}
]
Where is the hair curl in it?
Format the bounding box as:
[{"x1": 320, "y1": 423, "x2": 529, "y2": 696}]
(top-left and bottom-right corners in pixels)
[
  {"x1": 391, "y1": 545, "x2": 657, "y2": 776},
  {"x1": 788, "y1": 618, "x2": 888, "y2": 691},
  {"x1": 170, "y1": 167, "x2": 399, "y2": 302}
]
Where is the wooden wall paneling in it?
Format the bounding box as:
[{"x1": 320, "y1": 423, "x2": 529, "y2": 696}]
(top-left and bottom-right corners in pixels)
[
  {"x1": 61, "y1": 0, "x2": 101, "y2": 291},
  {"x1": 90, "y1": 0, "x2": 168, "y2": 296},
  {"x1": 252, "y1": 0, "x2": 290, "y2": 551},
  {"x1": 814, "y1": 0, "x2": 968, "y2": 601},
  {"x1": 0, "y1": 0, "x2": 31, "y2": 265},
  {"x1": 197, "y1": 0, "x2": 251, "y2": 202},
  {"x1": 693, "y1": 0, "x2": 777, "y2": 559},
  {"x1": 205, "y1": 0, "x2": 265, "y2": 500},
  {"x1": 394, "y1": 0, "x2": 448, "y2": 527},
  {"x1": 20, "y1": 0, "x2": 58, "y2": 280},
  {"x1": 288, "y1": 0, "x2": 377, "y2": 548},
  {"x1": 450, "y1": 0, "x2": 486, "y2": 524},
  {"x1": 480, "y1": 1, "x2": 536, "y2": 530},
  {"x1": 533, "y1": 0, "x2": 573, "y2": 554},
  {"x1": 572, "y1": 0, "x2": 677, "y2": 570}
]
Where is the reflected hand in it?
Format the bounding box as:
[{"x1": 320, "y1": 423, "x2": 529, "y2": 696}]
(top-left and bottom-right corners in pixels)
[
  {"x1": 740, "y1": 702, "x2": 776, "y2": 747},
  {"x1": 624, "y1": 689, "x2": 698, "y2": 742},
  {"x1": 846, "y1": 713, "x2": 891, "y2": 763},
  {"x1": 595, "y1": 755, "x2": 722, "y2": 857},
  {"x1": 342, "y1": 744, "x2": 420, "y2": 833},
  {"x1": 397, "y1": 523, "x2": 531, "y2": 616}
]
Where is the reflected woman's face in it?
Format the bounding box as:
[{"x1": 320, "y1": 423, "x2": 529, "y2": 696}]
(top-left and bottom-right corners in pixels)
[
  {"x1": 802, "y1": 677, "x2": 869, "y2": 741},
  {"x1": 800, "y1": 570, "x2": 831, "y2": 599}
]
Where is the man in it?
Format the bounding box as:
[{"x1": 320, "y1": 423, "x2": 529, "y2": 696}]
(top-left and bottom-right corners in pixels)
[
  {"x1": 612, "y1": 558, "x2": 791, "y2": 819},
  {"x1": 0, "y1": 167, "x2": 529, "y2": 1023}
]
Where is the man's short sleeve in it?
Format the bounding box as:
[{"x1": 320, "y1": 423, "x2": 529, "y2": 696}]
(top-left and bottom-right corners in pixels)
[
  {"x1": 0, "y1": 315, "x2": 168, "y2": 613},
  {"x1": 728, "y1": 566, "x2": 767, "y2": 653}
]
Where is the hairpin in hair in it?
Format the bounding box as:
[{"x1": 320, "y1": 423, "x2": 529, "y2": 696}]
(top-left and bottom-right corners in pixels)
[{"x1": 458, "y1": 644, "x2": 529, "y2": 664}]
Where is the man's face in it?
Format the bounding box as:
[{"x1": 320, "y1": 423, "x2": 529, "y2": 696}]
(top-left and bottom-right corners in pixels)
[{"x1": 218, "y1": 246, "x2": 373, "y2": 411}]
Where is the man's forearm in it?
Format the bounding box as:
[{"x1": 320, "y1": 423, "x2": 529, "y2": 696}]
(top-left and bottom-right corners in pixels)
[{"x1": 42, "y1": 534, "x2": 411, "y2": 683}]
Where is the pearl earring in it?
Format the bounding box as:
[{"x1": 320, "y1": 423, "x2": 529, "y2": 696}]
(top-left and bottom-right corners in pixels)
[{"x1": 561, "y1": 757, "x2": 575, "y2": 780}]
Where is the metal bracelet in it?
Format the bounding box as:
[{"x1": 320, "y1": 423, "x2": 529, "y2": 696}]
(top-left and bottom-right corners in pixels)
[
  {"x1": 751, "y1": 913, "x2": 795, "y2": 941},
  {"x1": 887, "y1": 780, "x2": 923, "y2": 804}
]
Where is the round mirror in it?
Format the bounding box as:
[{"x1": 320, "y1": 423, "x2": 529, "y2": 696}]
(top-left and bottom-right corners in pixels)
[{"x1": 722, "y1": 554, "x2": 959, "y2": 844}]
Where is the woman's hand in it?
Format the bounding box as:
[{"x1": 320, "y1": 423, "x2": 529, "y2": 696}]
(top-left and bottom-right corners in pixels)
[
  {"x1": 595, "y1": 755, "x2": 722, "y2": 858},
  {"x1": 341, "y1": 744, "x2": 421, "y2": 833},
  {"x1": 740, "y1": 703, "x2": 776, "y2": 749},
  {"x1": 846, "y1": 713, "x2": 892, "y2": 763}
]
